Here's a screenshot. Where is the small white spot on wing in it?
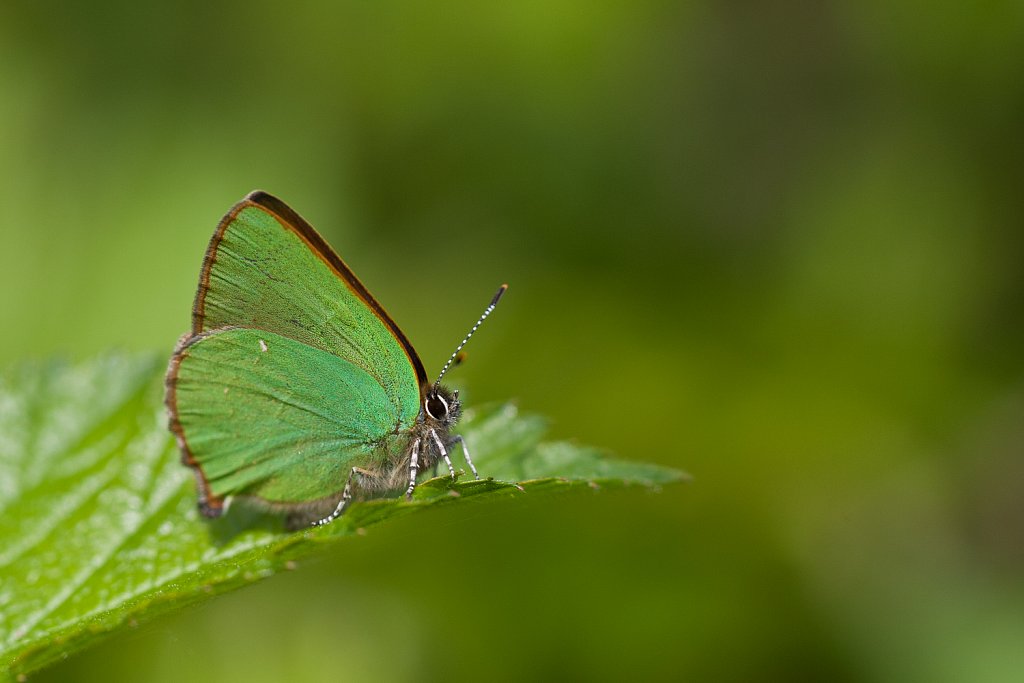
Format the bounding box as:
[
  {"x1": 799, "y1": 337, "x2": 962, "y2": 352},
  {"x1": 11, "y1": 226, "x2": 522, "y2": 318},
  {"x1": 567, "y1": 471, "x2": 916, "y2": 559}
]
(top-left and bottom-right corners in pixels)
[{"x1": 259, "y1": 339, "x2": 268, "y2": 353}]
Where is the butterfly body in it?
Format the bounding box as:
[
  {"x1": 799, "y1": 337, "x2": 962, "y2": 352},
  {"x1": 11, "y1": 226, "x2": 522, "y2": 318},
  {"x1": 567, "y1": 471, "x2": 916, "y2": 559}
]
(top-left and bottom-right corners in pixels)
[
  {"x1": 165, "y1": 191, "x2": 500, "y2": 527},
  {"x1": 362, "y1": 383, "x2": 463, "y2": 494}
]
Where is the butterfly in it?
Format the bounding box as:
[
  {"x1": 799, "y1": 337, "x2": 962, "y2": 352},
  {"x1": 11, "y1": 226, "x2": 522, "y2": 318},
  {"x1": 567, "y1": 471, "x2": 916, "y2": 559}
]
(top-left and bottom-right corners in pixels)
[{"x1": 165, "y1": 191, "x2": 506, "y2": 528}]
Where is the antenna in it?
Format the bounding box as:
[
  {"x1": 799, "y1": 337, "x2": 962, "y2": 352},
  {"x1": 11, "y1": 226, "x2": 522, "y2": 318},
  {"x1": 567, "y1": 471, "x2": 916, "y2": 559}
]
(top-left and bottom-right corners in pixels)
[{"x1": 434, "y1": 284, "x2": 508, "y2": 386}]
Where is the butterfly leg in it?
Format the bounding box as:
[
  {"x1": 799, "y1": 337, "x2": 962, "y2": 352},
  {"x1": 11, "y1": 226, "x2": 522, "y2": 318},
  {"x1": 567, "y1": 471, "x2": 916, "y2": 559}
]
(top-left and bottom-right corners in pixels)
[
  {"x1": 404, "y1": 437, "x2": 422, "y2": 500},
  {"x1": 449, "y1": 434, "x2": 479, "y2": 479},
  {"x1": 430, "y1": 429, "x2": 457, "y2": 480},
  {"x1": 312, "y1": 466, "x2": 366, "y2": 527}
]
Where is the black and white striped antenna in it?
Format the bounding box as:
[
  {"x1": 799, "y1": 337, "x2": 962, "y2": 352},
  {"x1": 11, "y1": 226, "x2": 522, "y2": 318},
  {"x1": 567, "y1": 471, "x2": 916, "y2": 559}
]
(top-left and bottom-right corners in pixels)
[{"x1": 434, "y1": 284, "x2": 508, "y2": 387}]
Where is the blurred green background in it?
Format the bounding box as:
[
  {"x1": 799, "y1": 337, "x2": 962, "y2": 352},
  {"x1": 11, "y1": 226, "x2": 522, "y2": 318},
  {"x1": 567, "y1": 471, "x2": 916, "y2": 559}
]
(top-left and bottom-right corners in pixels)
[{"x1": 3, "y1": 1, "x2": 1023, "y2": 681}]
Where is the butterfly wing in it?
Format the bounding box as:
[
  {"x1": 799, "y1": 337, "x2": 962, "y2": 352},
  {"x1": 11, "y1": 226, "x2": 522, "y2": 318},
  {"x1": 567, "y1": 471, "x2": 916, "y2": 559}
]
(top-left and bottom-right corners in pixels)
[
  {"x1": 169, "y1": 328, "x2": 406, "y2": 513},
  {"x1": 192, "y1": 191, "x2": 427, "y2": 402},
  {"x1": 166, "y1": 192, "x2": 425, "y2": 515}
]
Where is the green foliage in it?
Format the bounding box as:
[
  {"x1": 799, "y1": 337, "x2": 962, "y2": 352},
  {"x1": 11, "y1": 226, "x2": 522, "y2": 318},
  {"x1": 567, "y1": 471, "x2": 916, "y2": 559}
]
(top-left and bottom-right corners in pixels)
[{"x1": 0, "y1": 354, "x2": 684, "y2": 678}]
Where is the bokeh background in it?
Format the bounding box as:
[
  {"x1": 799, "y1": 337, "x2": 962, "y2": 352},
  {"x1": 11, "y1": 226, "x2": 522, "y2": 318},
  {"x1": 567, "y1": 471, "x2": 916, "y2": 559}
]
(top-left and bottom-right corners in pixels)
[{"x1": 3, "y1": 1, "x2": 1023, "y2": 681}]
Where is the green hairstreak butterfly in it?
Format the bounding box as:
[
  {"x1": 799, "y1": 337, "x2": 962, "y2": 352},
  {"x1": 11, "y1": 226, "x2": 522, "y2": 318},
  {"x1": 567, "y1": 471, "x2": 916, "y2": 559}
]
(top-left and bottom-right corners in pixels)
[{"x1": 165, "y1": 191, "x2": 506, "y2": 528}]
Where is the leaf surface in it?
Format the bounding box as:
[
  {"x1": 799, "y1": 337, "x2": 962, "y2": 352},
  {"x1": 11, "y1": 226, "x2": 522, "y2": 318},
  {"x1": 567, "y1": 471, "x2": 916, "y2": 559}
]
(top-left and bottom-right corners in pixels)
[{"x1": 0, "y1": 354, "x2": 685, "y2": 678}]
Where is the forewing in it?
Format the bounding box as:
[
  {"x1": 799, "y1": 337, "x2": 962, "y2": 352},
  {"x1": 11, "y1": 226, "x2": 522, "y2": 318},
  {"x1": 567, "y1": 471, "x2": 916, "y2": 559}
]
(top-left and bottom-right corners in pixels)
[
  {"x1": 192, "y1": 191, "x2": 425, "y2": 421},
  {"x1": 168, "y1": 327, "x2": 406, "y2": 510}
]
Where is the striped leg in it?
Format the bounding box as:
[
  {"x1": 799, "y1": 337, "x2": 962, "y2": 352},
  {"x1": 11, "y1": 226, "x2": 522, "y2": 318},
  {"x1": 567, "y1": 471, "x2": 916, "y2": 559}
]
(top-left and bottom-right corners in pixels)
[
  {"x1": 405, "y1": 437, "x2": 422, "y2": 500},
  {"x1": 449, "y1": 434, "x2": 479, "y2": 479},
  {"x1": 430, "y1": 429, "x2": 456, "y2": 479},
  {"x1": 312, "y1": 466, "x2": 365, "y2": 527}
]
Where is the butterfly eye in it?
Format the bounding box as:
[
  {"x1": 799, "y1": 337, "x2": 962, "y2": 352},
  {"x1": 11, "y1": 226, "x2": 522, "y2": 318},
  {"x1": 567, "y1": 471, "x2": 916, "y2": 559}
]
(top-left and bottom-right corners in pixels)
[{"x1": 425, "y1": 394, "x2": 449, "y2": 420}]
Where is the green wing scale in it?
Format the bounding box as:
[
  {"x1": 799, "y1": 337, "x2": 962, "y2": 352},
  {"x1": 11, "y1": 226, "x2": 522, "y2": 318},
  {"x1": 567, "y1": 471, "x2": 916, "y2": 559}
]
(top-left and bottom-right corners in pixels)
[{"x1": 166, "y1": 192, "x2": 426, "y2": 516}]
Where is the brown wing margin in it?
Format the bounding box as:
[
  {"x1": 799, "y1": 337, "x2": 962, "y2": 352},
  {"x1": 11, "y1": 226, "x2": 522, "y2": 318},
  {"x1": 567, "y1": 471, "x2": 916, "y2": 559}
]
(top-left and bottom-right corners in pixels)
[
  {"x1": 190, "y1": 190, "x2": 429, "y2": 390},
  {"x1": 165, "y1": 329, "x2": 227, "y2": 517}
]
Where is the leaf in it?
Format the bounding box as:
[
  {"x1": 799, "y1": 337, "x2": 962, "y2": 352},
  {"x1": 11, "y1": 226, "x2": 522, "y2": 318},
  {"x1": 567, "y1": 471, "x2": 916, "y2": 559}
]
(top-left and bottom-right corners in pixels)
[{"x1": 0, "y1": 354, "x2": 685, "y2": 678}]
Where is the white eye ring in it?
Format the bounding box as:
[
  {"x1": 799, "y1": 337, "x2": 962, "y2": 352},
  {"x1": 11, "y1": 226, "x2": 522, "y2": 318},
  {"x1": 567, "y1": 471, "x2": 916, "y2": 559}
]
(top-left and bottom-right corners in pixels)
[{"x1": 425, "y1": 393, "x2": 449, "y2": 419}]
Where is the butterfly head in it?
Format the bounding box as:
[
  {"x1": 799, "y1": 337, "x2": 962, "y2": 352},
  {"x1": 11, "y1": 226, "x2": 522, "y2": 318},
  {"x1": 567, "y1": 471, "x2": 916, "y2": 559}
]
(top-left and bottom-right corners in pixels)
[{"x1": 424, "y1": 385, "x2": 461, "y2": 426}]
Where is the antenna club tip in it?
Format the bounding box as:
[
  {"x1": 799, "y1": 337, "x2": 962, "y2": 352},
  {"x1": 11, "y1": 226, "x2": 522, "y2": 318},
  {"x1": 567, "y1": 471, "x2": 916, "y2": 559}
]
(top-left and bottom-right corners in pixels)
[{"x1": 492, "y1": 283, "x2": 509, "y2": 306}]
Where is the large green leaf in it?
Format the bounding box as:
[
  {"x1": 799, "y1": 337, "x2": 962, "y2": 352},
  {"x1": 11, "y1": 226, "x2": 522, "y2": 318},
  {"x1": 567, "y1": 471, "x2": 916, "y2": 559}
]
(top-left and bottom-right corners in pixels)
[{"x1": 0, "y1": 354, "x2": 685, "y2": 679}]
